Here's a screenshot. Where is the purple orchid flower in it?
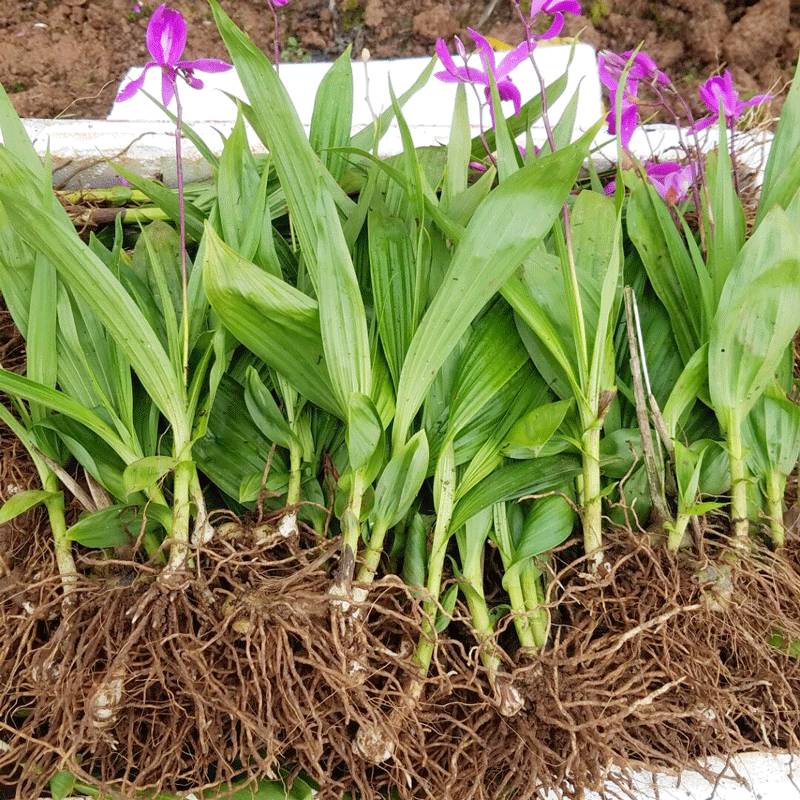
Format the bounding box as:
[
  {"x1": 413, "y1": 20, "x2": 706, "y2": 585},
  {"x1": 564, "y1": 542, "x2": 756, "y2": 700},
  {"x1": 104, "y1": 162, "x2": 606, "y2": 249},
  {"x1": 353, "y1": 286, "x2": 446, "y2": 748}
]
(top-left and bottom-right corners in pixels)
[
  {"x1": 689, "y1": 70, "x2": 772, "y2": 133},
  {"x1": 645, "y1": 161, "x2": 695, "y2": 205},
  {"x1": 116, "y1": 4, "x2": 232, "y2": 107},
  {"x1": 435, "y1": 29, "x2": 532, "y2": 125},
  {"x1": 271, "y1": 0, "x2": 290, "y2": 5},
  {"x1": 598, "y1": 50, "x2": 669, "y2": 150},
  {"x1": 529, "y1": 0, "x2": 582, "y2": 40}
]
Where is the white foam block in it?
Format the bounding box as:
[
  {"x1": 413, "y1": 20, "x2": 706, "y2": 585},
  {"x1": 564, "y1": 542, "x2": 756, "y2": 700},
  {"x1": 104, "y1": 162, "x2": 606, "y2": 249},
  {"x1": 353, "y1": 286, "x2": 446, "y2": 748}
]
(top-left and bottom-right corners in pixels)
[{"x1": 108, "y1": 43, "x2": 603, "y2": 152}]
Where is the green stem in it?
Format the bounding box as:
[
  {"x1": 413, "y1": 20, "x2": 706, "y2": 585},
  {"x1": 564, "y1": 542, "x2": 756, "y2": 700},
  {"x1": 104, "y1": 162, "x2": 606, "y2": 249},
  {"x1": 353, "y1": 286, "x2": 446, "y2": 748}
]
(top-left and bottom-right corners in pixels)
[
  {"x1": 727, "y1": 418, "x2": 750, "y2": 546},
  {"x1": 163, "y1": 458, "x2": 193, "y2": 579},
  {"x1": 767, "y1": 469, "x2": 786, "y2": 548},
  {"x1": 286, "y1": 441, "x2": 302, "y2": 507},
  {"x1": 462, "y1": 583, "x2": 501, "y2": 687},
  {"x1": 356, "y1": 520, "x2": 389, "y2": 584},
  {"x1": 415, "y1": 444, "x2": 456, "y2": 677},
  {"x1": 519, "y1": 566, "x2": 548, "y2": 648},
  {"x1": 43, "y1": 471, "x2": 77, "y2": 596},
  {"x1": 506, "y1": 570, "x2": 537, "y2": 650},
  {"x1": 666, "y1": 514, "x2": 690, "y2": 552},
  {"x1": 581, "y1": 424, "x2": 603, "y2": 569},
  {"x1": 341, "y1": 470, "x2": 366, "y2": 567}
]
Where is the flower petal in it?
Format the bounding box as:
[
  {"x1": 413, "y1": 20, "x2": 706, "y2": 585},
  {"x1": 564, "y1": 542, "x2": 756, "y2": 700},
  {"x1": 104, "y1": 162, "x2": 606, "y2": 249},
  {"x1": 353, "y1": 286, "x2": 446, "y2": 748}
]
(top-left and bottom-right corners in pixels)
[
  {"x1": 115, "y1": 63, "x2": 155, "y2": 102},
  {"x1": 537, "y1": 14, "x2": 565, "y2": 40},
  {"x1": 435, "y1": 37, "x2": 460, "y2": 79},
  {"x1": 176, "y1": 58, "x2": 232, "y2": 74},
  {"x1": 161, "y1": 69, "x2": 177, "y2": 107},
  {"x1": 147, "y1": 4, "x2": 187, "y2": 65},
  {"x1": 546, "y1": 0, "x2": 581, "y2": 13},
  {"x1": 496, "y1": 40, "x2": 533, "y2": 79},
  {"x1": 467, "y1": 27, "x2": 497, "y2": 75},
  {"x1": 497, "y1": 79, "x2": 522, "y2": 116}
]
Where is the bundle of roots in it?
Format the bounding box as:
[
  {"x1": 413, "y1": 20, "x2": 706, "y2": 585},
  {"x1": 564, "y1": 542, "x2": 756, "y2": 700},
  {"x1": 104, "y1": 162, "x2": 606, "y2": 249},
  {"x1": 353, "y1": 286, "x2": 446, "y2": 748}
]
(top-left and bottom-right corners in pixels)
[{"x1": 2, "y1": 500, "x2": 800, "y2": 800}]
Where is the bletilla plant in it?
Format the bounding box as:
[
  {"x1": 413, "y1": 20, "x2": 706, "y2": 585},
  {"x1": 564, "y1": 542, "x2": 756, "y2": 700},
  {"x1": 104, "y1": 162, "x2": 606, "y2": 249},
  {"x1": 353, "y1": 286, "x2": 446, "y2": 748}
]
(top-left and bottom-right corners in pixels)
[{"x1": 690, "y1": 69, "x2": 772, "y2": 133}]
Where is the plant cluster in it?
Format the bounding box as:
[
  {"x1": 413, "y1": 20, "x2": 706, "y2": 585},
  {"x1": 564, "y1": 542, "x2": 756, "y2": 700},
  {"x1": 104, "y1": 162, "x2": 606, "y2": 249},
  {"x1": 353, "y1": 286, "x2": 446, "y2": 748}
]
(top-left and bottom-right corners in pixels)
[{"x1": 0, "y1": 1, "x2": 799, "y2": 799}]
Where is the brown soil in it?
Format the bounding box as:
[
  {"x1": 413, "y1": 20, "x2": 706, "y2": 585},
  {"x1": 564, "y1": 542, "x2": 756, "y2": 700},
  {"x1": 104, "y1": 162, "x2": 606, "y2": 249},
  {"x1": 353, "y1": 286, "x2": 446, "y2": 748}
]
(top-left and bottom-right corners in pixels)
[{"x1": 0, "y1": 0, "x2": 798, "y2": 121}]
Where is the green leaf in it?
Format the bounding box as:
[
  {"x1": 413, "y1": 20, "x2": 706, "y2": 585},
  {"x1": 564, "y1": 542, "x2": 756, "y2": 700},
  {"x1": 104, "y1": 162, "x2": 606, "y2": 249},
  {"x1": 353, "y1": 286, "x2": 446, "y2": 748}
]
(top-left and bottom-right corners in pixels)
[
  {"x1": 442, "y1": 83, "x2": 470, "y2": 210},
  {"x1": 49, "y1": 770, "x2": 76, "y2": 800},
  {"x1": 310, "y1": 47, "x2": 354, "y2": 183},
  {"x1": 503, "y1": 492, "x2": 575, "y2": 587},
  {"x1": 392, "y1": 122, "x2": 601, "y2": 448},
  {"x1": 626, "y1": 176, "x2": 704, "y2": 362},
  {"x1": 371, "y1": 430, "x2": 429, "y2": 529},
  {"x1": 202, "y1": 225, "x2": 342, "y2": 418},
  {"x1": 435, "y1": 583, "x2": 459, "y2": 633},
  {"x1": 209, "y1": 0, "x2": 355, "y2": 279},
  {"x1": 314, "y1": 184, "x2": 372, "y2": 409},
  {"x1": 757, "y1": 58, "x2": 800, "y2": 227},
  {"x1": 0, "y1": 369, "x2": 138, "y2": 464},
  {"x1": 501, "y1": 399, "x2": 573, "y2": 459},
  {"x1": 663, "y1": 344, "x2": 709, "y2": 440},
  {"x1": 451, "y1": 455, "x2": 581, "y2": 531},
  {"x1": 447, "y1": 302, "x2": 529, "y2": 441},
  {"x1": 0, "y1": 489, "x2": 60, "y2": 524},
  {"x1": 244, "y1": 366, "x2": 298, "y2": 451},
  {"x1": 123, "y1": 456, "x2": 178, "y2": 496},
  {"x1": 67, "y1": 503, "x2": 169, "y2": 548},
  {"x1": 0, "y1": 151, "x2": 188, "y2": 442},
  {"x1": 368, "y1": 207, "x2": 418, "y2": 388},
  {"x1": 705, "y1": 132, "x2": 745, "y2": 300},
  {"x1": 710, "y1": 214, "x2": 800, "y2": 423},
  {"x1": 347, "y1": 392, "x2": 383, "y2": 471}
]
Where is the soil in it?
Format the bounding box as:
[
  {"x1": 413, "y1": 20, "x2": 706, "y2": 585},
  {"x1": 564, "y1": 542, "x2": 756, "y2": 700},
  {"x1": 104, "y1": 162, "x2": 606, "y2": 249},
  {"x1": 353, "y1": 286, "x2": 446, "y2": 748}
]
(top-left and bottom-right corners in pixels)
[{"x1": 0, "y1": 0, "x2": 798, "y2": 121}]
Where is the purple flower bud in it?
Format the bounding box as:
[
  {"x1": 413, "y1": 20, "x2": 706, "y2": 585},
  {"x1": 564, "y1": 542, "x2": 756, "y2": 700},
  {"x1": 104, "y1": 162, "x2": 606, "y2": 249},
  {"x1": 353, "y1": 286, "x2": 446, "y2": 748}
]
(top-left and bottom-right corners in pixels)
[
  {"x1": 645, "y1": 160, "x2": 695, "y2": 205},
  {"x1": 116, "y1": 3, "x2": 232, "y2": 107}
]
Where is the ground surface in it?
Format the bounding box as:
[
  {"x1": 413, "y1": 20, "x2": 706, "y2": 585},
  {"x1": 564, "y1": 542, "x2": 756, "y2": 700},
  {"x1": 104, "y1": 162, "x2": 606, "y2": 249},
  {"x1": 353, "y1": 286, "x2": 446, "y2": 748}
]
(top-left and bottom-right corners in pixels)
[{"x1": 0, "y1": 0, "x2": 798, "y2": 121}]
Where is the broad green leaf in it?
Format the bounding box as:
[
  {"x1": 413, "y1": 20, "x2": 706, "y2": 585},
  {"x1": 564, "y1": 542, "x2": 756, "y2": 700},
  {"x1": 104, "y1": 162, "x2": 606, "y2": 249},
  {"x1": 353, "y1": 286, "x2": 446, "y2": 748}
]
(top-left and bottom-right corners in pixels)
[
  {"x1": 67, "y1": 503, "x2": 169, "y2": 548},
  {"x1": 403, "y1": 512, "x2": 430, "y2": 587},
  {"x1": 392, "y1": 122, "x2": 601, "y2": 448},
  {"x1": 502, "y1": 399, "x2": 573, "y2": 459},
  {"x1": 0, "y1": 152, "x2": 188, "y2": 441},
  {"x1": 447, "y1": 302, "x2": 529, "y2": 440},
  {"x1": 0, "y1": 83, "x2": 43, "y2": 176},
  {"x1": 435, "y1": 583, "x2": 459, "y2": 633},
  {"x1": 705, "y1": 130, "x2": 745, "y2": 300},
  {"x1": 309, "y1": 47, "x2": 354, "y2": 183},
  {"x1": 372, "y1": 430, "x2": 429, "y2": 529},
  {"x1": 442, "y1": 83, "x2": 470, "y2": 209},
  {"x1": 112, "y1": 163, "x2": 206, "y2": 242},
  {"x1": 49, "y1": 771, "x2": 76, "y2": 800},
  {"x1": 239, "y1": 470, "x2": 291, "y2": 503},
  {"x1": 0, "y1": 369, "x2": 138, "y2": 464},
  {"x1": 123, "y1": 456, "x2": 178, "y2": 496},
  {"x1": 244, "y1": 366, "x2": 298, "y2": 451},
  {"x1": 27, "y1": 257, "x2": 58, "y2": 424},
  {"x1": 209, "y1": 0, "x2": 355, "y2": 279},
  {"x1": 743, "y1": 391, "x2": 800, "y2": 479},
  {"x1": 710, "y1": 216, "x2": 800, "y2": 422},
  {"x1": 469, "y1": 71, "x2": 568, "y2": 161},
  {"x1": 0, "y1": 489, "x2": 59, "y2": 524},
  {"x1": 368, "y1": 207, "x2": 418, "y2": 389},
  {"x1": 203, "y1": 225, "x2": 342, "y2": 418},
  {"x1": 315, "y1": 185, "x2": 371, "y2": 409},
  {"x1": 663, "y1": 344, "x2": 709, "y2": 439},
  {"x1": 450, "y1": 454, "x2": 581, "y2": 531},
  {"x1": 347, "y1": 392, "x2": 383, "y2": 471},
  {"x1": 504, "y1": 491, "x2": 575, "y2": 585},
  {"x1": 626, "y1": 176, "x2": 704, "y2": 362},
  {"x1": 487, "y1": 68, "x2": 521, "y2": 182},
  {"x1": 757, "y1": 58, "x2": 800, "y2": 226}
]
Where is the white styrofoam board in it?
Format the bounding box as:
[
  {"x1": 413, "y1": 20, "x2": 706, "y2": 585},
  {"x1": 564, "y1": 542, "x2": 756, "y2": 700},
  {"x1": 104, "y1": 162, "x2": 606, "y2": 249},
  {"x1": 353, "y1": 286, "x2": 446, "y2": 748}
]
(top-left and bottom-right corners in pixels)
[{"x1": 15, "y1": 44, "x2": 601, "y2": 189}]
